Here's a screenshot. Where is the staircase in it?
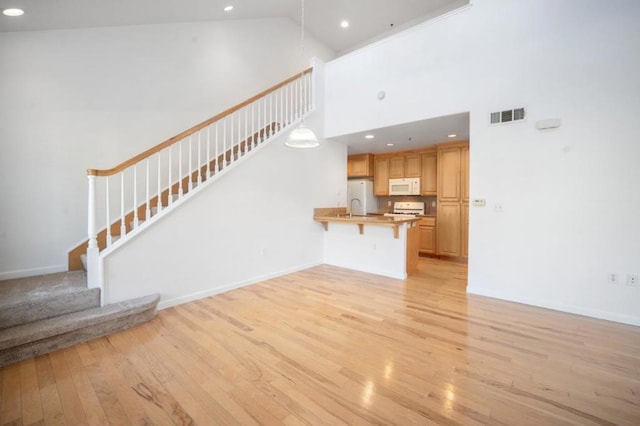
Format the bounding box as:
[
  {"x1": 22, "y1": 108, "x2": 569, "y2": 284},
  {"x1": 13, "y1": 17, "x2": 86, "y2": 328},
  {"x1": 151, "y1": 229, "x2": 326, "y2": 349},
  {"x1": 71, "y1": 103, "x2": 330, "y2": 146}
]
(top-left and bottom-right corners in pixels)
[
  {"x1": 69, "y1": 67, "x2": 315, "y2": 297},
  {"x1": 0, "y1": 271, "x2": 159, "y2": 367}
]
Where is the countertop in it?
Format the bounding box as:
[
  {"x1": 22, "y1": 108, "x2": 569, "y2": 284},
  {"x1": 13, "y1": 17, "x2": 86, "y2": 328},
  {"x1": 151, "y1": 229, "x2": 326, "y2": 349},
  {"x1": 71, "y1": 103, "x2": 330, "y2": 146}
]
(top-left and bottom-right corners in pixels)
[{"x1": 313, "y1": 208, "x2": 420, "y2": 239}]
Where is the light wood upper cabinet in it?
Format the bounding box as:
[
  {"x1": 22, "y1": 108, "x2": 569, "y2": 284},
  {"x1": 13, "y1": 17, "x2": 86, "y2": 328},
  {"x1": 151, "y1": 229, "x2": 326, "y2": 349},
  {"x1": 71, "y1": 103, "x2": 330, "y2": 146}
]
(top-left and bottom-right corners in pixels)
[
  {"x1": 461, "y1": 145, "x2": 469, "y2": 203},
  {"x1": 388, "y1": 156, "x2": 405, "y2": 179},
  {"x1": 373, "y1": 157, "x2": 390, "y2": 196},
  {"x1": 405, "y1": 154, "x2": 422, "y2": 178},
  {"x1": 421, "y1": 150, "x2": 437, "y2": 195},
  {"x1": 347, "y1": 154, "x2": 374, "y2": 178},
  {"x1": 437, "y1": 146, "x2": 461, "y2": 202}
]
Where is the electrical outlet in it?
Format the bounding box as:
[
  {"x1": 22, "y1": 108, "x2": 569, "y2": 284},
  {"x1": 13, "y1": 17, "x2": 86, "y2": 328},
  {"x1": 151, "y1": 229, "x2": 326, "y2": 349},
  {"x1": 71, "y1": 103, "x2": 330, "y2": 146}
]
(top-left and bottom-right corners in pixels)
[
  {"x1": 388, "y1": 201, "x2": 392, "y2": 207},
  {"x1": 608, "y1": 273, "x2": 618, "y2": 285},
  {"x1": 494, "y1": 203, "x2": 504, "y2": 213},
  {"x1": 627, "y1": 274, "x2": 639, "y2": 287}
]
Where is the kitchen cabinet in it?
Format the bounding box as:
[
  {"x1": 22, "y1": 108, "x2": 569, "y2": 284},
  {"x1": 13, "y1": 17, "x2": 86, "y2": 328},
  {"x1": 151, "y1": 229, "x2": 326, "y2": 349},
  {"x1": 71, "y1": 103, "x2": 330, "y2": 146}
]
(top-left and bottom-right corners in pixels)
[
  {"x1": 420, "y1": 150, "x2": 437, "y2": 195},
  {"x1": 373, "y1": 157, "x2": 390, "y2": 196},
  {"x1": 437, "y1": 202, "x2": 461, "y2": 257},
  {"x1": 389, "y1": 156, "x2": 405, "y2": 179},
  {"x1": 348, "y1": 154, "x2": 374, "y2": 178},
  {"x1": 405, "y1": 154, "x2": 422, "y2": 178},
  {"x1": 461, "y1": 203, "x2": 469, "y2": 258},
  {"x1": 437, "y1": 146, "x2": 461, "y2": 202},
  {"x1": 418, "y1": 217, "x2": 437, "y2": 255},
  {"x1": 436, "y1": 141, "x2": 469, "y2": 258},
  {"x1": 461, "y1": 145, "x2": 469, "y2": 203},
  {"x1": 388, "y1": 154, "x2": 421, "y2": 179}
]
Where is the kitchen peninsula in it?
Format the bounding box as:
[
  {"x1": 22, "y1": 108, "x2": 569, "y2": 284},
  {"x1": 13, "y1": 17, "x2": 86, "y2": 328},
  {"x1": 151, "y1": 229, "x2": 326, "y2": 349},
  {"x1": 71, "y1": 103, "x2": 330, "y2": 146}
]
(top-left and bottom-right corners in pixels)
[{"x1": 314, "y1": 208, "x2": 419, "y2": 279}]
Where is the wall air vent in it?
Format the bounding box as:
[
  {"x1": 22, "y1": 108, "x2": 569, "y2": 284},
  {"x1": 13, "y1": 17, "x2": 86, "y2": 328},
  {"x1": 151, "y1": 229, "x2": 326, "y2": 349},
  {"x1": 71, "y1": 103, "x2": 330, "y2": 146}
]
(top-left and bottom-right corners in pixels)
[{"x1": 490, "y1": 107, "x2": 526, "y2": 125}]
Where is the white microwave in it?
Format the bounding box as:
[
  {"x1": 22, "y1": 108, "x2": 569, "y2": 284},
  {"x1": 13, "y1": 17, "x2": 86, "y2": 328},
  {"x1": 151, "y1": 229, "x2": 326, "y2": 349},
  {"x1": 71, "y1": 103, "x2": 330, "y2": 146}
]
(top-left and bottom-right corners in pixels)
[{"x1": 389, "y1": 178, "x2": 421, "y2": 196}]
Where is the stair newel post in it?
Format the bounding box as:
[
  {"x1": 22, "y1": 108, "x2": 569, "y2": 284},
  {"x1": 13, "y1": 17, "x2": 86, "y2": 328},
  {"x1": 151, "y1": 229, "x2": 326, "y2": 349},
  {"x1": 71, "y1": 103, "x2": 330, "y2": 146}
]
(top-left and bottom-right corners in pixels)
[{"x1": 86, "y1": 172, "x2": 100, "y2": 291}]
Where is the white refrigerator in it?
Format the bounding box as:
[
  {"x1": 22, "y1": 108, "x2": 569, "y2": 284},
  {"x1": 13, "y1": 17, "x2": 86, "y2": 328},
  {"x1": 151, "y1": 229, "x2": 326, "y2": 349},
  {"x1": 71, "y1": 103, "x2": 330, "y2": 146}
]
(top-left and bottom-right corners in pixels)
[{"x1": 347, "y1": 179, "x2": 378, "y2": 215}]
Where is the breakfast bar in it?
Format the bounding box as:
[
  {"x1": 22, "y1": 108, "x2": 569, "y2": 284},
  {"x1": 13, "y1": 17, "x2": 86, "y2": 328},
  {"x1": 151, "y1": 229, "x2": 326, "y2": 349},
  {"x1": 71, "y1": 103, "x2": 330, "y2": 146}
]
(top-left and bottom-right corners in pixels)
[{"x1": 314, "y1": 208, "x2": 420, "y2": 279}]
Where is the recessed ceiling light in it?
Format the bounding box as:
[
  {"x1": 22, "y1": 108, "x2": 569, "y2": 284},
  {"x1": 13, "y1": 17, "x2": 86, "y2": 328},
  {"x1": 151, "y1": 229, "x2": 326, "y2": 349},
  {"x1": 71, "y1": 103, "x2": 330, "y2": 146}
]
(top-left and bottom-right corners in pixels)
[
  {"x1": 365, "y1": 134, "x2": 374, "y2": 139},
  {"x1": 448, "y1": 134, "x2": 457, "y2": 138},
  {"x1": 223, "y1": 5, "x2": 234, "y2": 12},
  {"x1": 2, "y1": 8, "x2": 24, "y2": 17},
  {"x1": 386, "y1": 143, "x2": 394, "y2": 147},
  {"x1": 340, "y1": 20, "x2": 349, "y2": 29}
]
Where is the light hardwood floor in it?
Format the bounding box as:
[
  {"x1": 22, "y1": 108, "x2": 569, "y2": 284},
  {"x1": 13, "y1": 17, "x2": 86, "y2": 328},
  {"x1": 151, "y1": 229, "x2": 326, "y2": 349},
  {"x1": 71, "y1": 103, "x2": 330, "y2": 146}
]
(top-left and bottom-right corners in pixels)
[{"x1": 2, "y1": 258, "x2": 639, "y2": 425}]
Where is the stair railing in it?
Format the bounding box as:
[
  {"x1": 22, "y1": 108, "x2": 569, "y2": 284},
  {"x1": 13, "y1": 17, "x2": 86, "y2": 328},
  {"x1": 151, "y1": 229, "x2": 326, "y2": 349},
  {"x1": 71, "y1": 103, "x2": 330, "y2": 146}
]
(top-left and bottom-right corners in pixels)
[{"x1": 85, "y1": 67, "x2": 313, "y2": 290}]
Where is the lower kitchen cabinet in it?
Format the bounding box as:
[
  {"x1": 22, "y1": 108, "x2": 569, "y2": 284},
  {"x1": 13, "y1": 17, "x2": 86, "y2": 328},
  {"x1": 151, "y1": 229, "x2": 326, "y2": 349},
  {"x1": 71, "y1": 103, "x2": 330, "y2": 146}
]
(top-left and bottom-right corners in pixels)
[
  {"x1": 437, "y1": 202, "x2": 461, "y2": 257},
  {"x1": 418, "y1": 217, "x2": 437, "y2": 255}
]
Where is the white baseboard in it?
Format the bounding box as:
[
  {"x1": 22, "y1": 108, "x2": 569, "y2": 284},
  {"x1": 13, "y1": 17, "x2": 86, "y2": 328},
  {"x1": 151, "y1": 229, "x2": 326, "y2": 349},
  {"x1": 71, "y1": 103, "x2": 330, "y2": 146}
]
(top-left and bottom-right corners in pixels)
[
  {"x1": 157, "y1": 262, "x2": 322, "y2": 310},
  {"x1": 467, "y1": 286, "x2": 640, "y2": 327},
  {"x1": 0, "y1": 264, "x2": 67, "y2": 281}
]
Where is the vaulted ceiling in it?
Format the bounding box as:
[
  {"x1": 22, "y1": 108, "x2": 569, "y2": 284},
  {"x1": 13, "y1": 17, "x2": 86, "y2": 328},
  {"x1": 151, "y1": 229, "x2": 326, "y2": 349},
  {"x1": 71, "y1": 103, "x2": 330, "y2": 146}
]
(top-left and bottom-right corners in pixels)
[{"x1": 0, "y1": 0, "x2": 468, "y2": 55}]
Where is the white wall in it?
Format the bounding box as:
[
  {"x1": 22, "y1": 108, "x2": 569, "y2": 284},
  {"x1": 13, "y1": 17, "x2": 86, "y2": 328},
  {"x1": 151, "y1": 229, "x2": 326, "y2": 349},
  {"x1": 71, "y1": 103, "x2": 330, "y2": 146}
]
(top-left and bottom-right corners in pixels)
[
  {"x1": 324, "y1": 0, "x2": 640, "y2": 325},
  {"x1": 103, "y1": 89, "x2": 348, "y2": 307},
  {"x1": 0, "y1": 18, "x2": 334, "y2": 279}
]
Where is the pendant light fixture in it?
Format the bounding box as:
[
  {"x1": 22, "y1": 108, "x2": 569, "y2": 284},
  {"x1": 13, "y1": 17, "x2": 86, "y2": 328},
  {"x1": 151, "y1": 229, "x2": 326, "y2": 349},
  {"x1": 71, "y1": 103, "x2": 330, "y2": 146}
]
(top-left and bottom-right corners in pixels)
[{"x1": 285, "y1": 0, "x2": 319, "y2": 148}]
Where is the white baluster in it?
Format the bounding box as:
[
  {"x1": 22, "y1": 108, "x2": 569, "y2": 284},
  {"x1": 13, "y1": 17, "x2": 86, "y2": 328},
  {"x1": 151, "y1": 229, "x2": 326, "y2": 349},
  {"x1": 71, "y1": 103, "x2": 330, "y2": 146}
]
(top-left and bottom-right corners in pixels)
[
  {"x1": 105, "y1": 177, "x2": 112, "y2": 246},
  {"x1": 145, "y1": 159, "x2": 151, "y2": 221},
  {"x1": 197, "y1": 132, "x2": 202, "y2": 186},
  {"x1": 229, "y1": 114, "x2": 237, "y2": 163},
  {"x1": 252, "y1": 103, "x2": 256, "y2": 148},
  {"x1": 244, "y1": 108, "x2": 248, "y2": 152},
  {"x1": 263, "y1": 97, "x2": 267, "y2": 141},
  {"x1": 133, "y1": 165, "x2": 139, "y2": 228},
  {"x1": 188, "y1": 136, "x2": 193, "y2": 191},
  {"x1": 156, "y1": 153, "x2": 163, "y2": 213},
  {"x1": 206, "y1": 127, "x2": 211, "y2": 178},
  {"x1": 223, "y1": 118, "x2": 227, "y2": 167},
  {"x1": 120, "y1": 173, "x2": 126, "y2": 237},
  {"x1": 238, "y1": 110, "x2": 242, "y2": 155},
  {"x1": 286, "y1": 84, "x2": 290, "y2": 125},
  {"x1": 168, "y1": 146, "x2": 173, "y2": 205},
  {"x1": 280, "y1": 87, "x2": 284, "y2": 132},
  {"x1": 215, "y1": 123, "x2": 219, "y2": 173},
  {"x1": 178, "y1": 140, "x2": 184, "y2": 197},
  {"x1": 269, "y1": 93, "x2": 273, "y2": 138}
]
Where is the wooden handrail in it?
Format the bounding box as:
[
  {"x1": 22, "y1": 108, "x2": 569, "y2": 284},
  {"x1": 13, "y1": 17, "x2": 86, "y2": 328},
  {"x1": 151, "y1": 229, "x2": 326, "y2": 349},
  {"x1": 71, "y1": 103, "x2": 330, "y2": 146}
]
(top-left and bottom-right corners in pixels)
[{"x1": 87, "y1": 67, "x2": 313, "y2": 177}]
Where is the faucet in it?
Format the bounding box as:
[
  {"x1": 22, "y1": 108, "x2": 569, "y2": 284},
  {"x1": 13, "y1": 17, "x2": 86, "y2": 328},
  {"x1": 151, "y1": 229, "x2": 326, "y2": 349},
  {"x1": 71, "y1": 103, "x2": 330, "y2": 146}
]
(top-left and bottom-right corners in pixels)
[{"x1": 349, "y1": 198, "x2": 361, "y2": 218}]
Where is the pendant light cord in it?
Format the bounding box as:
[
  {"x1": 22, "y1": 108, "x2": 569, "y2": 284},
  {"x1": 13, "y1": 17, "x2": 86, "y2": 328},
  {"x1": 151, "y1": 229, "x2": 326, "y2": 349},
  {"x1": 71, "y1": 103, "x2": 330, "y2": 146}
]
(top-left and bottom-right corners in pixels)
[{"x1": 300, "y1": 0, "x2": 305, "y2": 122}]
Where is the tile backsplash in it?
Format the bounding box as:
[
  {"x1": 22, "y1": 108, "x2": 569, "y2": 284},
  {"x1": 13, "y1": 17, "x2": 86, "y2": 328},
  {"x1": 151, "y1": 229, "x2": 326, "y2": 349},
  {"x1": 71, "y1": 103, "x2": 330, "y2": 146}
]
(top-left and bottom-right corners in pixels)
[{"x1": 376, "y1": 196, "x2": 437, "y2": 215}]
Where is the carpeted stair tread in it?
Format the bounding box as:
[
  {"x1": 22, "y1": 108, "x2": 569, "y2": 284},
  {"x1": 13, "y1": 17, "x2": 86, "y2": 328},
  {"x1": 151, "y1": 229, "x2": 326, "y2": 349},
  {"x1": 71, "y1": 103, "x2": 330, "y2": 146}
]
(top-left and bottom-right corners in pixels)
[
  {"x1": 0, "y1": 270, "x2": 87, "y2": 303},
  {"x1": 0, "y1": 271, "x2": 99, "y2": 329},
  {"x1": 0, "y1": 294, "x2": 160, "y2": 367}
]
